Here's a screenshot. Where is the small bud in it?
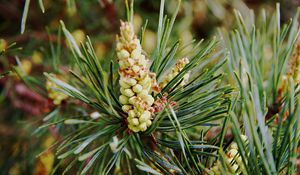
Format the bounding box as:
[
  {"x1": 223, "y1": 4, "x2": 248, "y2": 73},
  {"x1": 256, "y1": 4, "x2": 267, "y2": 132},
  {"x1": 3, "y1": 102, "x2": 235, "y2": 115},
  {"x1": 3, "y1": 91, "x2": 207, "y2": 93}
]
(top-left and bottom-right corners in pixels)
[
  {"x1": 119, "y1": 60, "x2": 126, "y2": 69},
  {"x1": 140, "y1": 111, "x2": 151, "y2": 122},
  {"x1": 145, "y1": 95, "x2": 154, "y2": 106},
  {"x1": 128, "y1": 110, "x2": 135, "y2": 118},
  {"x1": 124, "y1": 88, "x2": 135, "y2": 97},
  {"x1": 132, "y1": 39, "x2": 140, "y2": 46},
  {"x1": 227, "y1": 157, "x2": 233, "y2": 163},
  {"x1": 120, "y1": 87, "x2": 126, "y2": 95},
  {"x1": 119, "y1": 79, "x2": 131, "y2": 88},
  {"x1": 128, "y1": 124, "x2": 140, "y2": 132},
  {"x1": 139, "y1": 76, "x2": 151, "y2": 86},
  {"x1": 117, "y1": 49, "x2": 130, "y2": 60},
  {"x1": 128, "y1": 97, "x2": 137, "y2": 105},
  {"x1": 139, "y1": 115, "x2": 147, "y2": 123},
  {"x1": 116, "y1": 42, "x2": 123, "y2": 51},
  {"x1": 132, "y1": 84, "x2": 143, "y2": 93},
  {"x1": 137, "y1": 90, "x2": 148, "y2": 97},
  {"x1": 131, "y1": 118, "x2": 139, "y2": 125},
  {"x1": 228, "y1": 149, "x2": 238, "y2": 158},
  {"x1": 131, "y1": 48, "x2": 141, "y2": 59},
  {"x1": 128, "y1": 58, "x2": 135, "y2": 66},
  {"x1": 122, "y1": 105, "x2": 132, "y2": 112},
  {"x1": 139, "y1": 55, "x2": 147, "y2": 65},
  {"x1": 146, "y1": 120, "x2": 152, "y2": 127},
  {"x1": 109, "y1": 136, "x2": 119, "y2": 153},
  {"x1": 139, "y1": 122, "x2": 147, "y2": 131},
  {"x1": 230, "y1": 143, "x2": 238, "y2": 150},
  {"x1": 132, "y1": 65, "x2": 140, "y2": 73},
  {"x1": 90, "y1": 112, "x2": 101, "y2": 119},
  {"x1": 236, "y1": 156, "x2": 242, "y2": 164},
  {"x1": 240, "y1": 135, "x2": 248, "y2": 142},
  {"x1": 231, "y1": 164, "x2": 239, "y2": 172},
  {"x1": 139, "y1": 69, "x2": 147, "y2": 78},
  {"x1": 119, "y1": 95, "x2": 128, "y2": 104},
  {"x1": 124, "y1": 78, "x2": 137, "y2": 86}
]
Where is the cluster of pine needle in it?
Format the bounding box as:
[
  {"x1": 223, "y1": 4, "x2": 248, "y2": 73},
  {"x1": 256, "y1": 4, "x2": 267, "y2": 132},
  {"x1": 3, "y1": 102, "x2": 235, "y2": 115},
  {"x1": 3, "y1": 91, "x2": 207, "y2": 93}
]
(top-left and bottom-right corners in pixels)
[{"x1": 2, "y1": 0, "x2": 300, "y2": 174}]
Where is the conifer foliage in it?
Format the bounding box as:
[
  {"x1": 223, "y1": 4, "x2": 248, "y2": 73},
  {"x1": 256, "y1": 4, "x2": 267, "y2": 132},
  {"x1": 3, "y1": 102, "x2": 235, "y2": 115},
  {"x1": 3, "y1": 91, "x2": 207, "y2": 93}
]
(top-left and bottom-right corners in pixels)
[
  {"x1": 42, "y1": 0, "x2": 232, "y2": 174},
  {"x1": 7, "y1": 0, "x2": 300, "y2": 174}
]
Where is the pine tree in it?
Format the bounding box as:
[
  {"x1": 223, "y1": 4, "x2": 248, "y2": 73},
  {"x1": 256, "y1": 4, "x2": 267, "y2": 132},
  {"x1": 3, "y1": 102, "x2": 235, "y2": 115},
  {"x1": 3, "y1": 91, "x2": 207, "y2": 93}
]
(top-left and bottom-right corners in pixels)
[
  {"x1": 9, "y1": 0, "x2": 300, "y2": 174},
  {"x1": 42, "y1": 0, "x2": 232, "y2": 174}
]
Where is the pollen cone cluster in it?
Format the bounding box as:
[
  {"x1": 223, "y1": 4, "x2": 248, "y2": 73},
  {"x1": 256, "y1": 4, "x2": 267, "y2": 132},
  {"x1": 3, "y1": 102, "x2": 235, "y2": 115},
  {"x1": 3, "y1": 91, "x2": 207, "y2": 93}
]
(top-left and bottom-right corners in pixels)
[
  {"x1": 286, "y1": 38, "x2": 300, "y2": 84},
  {"x1": 46, "y1": 75, "x2": 68, "y2": 105},
  {"x1": 208, "y1": 135, "x2": 247, "y2": 175},
  {"x1": 116, "y1": 21, "x2": 156, "y2": 132},
  {"x1": 159, "y1": 57, "x2": 190, "y2": 89}
]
